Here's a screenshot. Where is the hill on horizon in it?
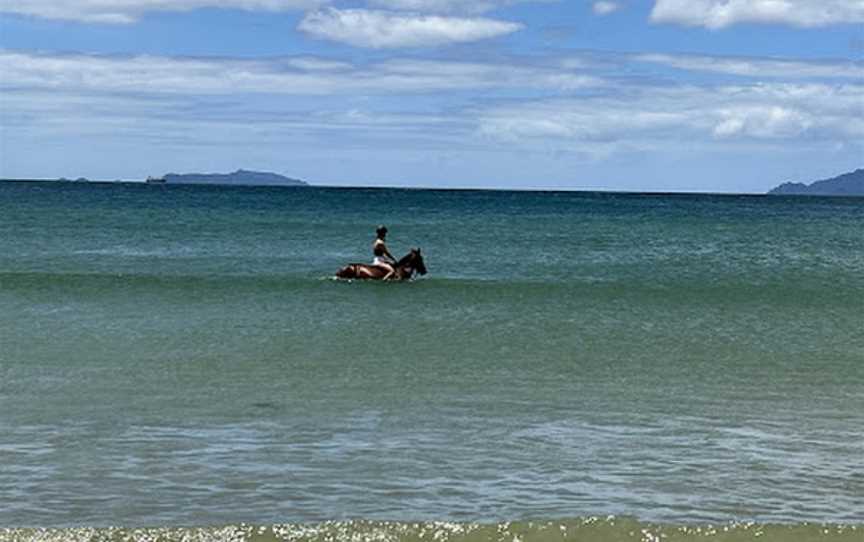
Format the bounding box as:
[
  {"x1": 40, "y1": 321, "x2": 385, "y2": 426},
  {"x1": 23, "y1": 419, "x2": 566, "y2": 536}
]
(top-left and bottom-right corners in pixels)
[
  {"x1": 769, "y1": 169, "x2": 864, "y2": 196},
  {"x1": 162, "y1": 169, "x2": 307, "y2": 186}
]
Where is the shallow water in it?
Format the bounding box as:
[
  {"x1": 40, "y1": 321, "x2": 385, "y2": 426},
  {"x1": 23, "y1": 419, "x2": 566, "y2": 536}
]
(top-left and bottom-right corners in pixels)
[
  {"x1": 1, "y1": 182, "x2": 862, "y2": 528},
  {"x1": 1, "y1": 519, "x2": 861, "y2": 542}
]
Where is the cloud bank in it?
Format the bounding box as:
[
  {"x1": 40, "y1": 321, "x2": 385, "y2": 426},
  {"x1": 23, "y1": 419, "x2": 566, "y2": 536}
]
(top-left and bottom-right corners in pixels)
[
  {"x1": 478, "y1": 83, "x2": 864, "y2": 147},
  {"x1": 634, "y1": 53, "x2": 864, "y2": 79},
  {"x1": 0, "y1": 0, "x2": 323, "y2": 23},
  {"x1": 651, "y1": 0, "x2": 864, "y2": 29},
  {"x1": 0, "y1": 0, "x2": 551, "y2": 23},
  {"x1": 0, "y1": 51, "x2": 598, "y2": 95},
  {"x1": 4, "y1": 49, "x2": 860, "y2": 150},
  {"x1": 4, "y1": 47, "x2": 860, "y2": 188}
]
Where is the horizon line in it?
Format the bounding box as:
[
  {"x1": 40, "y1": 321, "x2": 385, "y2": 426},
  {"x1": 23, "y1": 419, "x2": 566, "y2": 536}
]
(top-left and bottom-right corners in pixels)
[{"x1": 0, "y1": 176, "x2": 803, "y2": 197}]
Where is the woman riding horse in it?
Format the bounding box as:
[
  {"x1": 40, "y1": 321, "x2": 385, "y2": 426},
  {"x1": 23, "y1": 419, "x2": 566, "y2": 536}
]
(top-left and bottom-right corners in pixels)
[{"x1": 335, "y1": 227, "x2": 427, "y2": 281}]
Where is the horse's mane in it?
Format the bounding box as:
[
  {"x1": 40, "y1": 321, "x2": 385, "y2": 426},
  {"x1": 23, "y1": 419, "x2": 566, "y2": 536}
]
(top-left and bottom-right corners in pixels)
[{"x1": 395, "y1": 250, "x2": 415, "y2": 267}]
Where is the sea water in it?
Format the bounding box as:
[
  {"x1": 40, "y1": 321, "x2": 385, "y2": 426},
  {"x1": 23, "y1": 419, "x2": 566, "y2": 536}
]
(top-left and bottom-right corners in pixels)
[{"x1": 0, "y1": 181, "x2": 862, "y2": 539}]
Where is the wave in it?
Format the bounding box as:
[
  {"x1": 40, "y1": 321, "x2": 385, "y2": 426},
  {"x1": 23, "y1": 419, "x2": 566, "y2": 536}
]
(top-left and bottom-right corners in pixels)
[
  {"x1": 0, "y1": 271, "x2": 864, "y2": 310},
  {"x1": 1, "y1": 519, "x2": 860, "y2": 541},
  {"x1": 71, "y1": 247, "x2": 200, "y2": 258},
  {"x1": 2, "y1": 269, "x2": 860, "y2": 304}
]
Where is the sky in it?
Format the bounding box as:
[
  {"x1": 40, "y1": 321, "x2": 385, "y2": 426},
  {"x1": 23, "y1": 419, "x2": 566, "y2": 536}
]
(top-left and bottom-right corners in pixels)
[{"x1": 0, "y1": 1, "x2": 862, "y2": 192}]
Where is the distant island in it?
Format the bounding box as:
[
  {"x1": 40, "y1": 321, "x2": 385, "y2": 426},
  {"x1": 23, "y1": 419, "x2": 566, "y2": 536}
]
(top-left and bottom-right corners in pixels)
[
  {"x1": 769, "y1": 168, "x2": 864, "y2": 197},
  {"x1": 150, "y1": 169, "x2": 307, "y2": 187}
]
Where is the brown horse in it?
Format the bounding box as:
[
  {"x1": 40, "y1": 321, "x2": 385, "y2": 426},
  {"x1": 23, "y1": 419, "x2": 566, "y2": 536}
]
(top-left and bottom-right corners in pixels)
[{"x1": 335, "y1": 248, "x2": 427, "y2": 281}]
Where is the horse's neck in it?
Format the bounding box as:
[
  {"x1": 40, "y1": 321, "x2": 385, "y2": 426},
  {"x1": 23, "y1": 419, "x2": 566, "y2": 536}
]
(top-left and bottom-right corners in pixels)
[{"x1": 395, "y1": 253, "x2": 411, "y2": 267}]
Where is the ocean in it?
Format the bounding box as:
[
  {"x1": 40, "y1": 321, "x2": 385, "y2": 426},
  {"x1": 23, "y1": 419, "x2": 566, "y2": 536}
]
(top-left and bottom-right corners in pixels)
[{"x1": 0, "y1": 181, "x2": 862, "y2": 540}]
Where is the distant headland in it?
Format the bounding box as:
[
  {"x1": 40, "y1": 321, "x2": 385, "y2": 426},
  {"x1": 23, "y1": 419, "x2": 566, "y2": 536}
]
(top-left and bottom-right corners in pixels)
[
  {"x1": 768, "y1": 168, "x2": 864, "y2": 197},
  {"x1": 1, "y1": 169, "x2": 308, "y2": 187},
  {"x1": 149, "y1": 169, "x2": 307, "y2": 187}
]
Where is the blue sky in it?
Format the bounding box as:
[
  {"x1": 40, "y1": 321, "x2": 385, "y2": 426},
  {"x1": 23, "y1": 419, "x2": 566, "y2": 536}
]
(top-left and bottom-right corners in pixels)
[{"x1": 1, "y1": 1, "x2": 862, "y2": 192}]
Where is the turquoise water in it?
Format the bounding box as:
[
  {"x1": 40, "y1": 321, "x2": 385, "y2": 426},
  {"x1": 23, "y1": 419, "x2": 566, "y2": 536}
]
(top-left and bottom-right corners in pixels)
[{"x1": 1, "y1": 181, "x2": 862, "y2": 531}]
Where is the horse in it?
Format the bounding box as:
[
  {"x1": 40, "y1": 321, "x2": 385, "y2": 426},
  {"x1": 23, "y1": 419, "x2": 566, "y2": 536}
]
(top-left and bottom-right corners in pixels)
[{"x1": 335, "y1": 248, "x2": 427, "y2": 281}]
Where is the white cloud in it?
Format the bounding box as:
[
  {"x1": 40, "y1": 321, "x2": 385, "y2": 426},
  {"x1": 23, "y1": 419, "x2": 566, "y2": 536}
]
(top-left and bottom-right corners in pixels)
[
  {"x1": 0, "y1": 0, "x2": 323, "y2": 23},
  {"x1": 367, "y1": 1, "x2": 552, "y2": 14},
  {"x1": 0, "y1": 51, "x2": 600, "y2": 95},
  {"x1": 369, "y1": 0, "x2": 497, "y2": 12},
  {"x1": 712, "y1": 106, "x2": 811, "y2": 138},
  {"x1": 478, "y1": 83, "x2": 864, "y2": 145},
  {"x1": 651, "y1": 0, "x2": 864, "y2": 29},
  {"x1": 634, "y1": 53, "x2": 864, "y2": 79},
  {"x1": 593, "y1": 1, "x2": 619, "y2": 16},
  {"x1": 298, "y1": 8, "x2": 523, "y2": 48}
]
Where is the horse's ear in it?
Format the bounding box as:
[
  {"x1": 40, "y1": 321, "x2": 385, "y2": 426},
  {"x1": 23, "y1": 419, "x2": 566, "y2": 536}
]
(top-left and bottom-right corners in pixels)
[{"x1": 416, "y1": 247, "x2": 421, "y2": 254}]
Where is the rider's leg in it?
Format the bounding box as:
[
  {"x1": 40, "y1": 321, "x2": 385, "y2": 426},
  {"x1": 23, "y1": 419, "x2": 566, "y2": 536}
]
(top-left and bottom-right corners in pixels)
[{"x1": 382, "y1": 263, "x2": 395, "y2": 280}]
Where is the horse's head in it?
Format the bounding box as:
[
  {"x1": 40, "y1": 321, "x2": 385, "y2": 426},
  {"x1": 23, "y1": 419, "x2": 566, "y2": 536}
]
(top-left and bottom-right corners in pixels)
[
  {"x1": 395, "y1": 248, "x2": 427, "y2": 278},
  {"x1": 410, "y1": 248, "x2": 427, "y2": 276}
]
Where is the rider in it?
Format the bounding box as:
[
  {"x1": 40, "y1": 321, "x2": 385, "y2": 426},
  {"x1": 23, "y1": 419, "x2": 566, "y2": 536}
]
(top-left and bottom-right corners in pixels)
[{"x1": 372, "y1": 225, "x2": 397, "y2": 280}]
